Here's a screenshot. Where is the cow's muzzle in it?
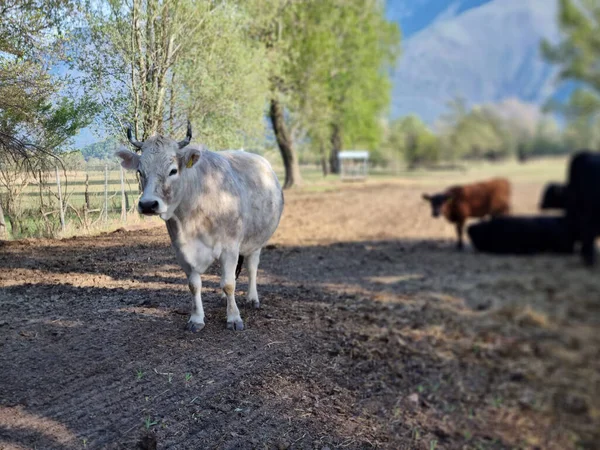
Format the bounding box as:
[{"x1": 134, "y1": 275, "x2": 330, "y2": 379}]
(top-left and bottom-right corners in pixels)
[{"x1": 138, "y1": 200, "x2": 160, "y2": 215}]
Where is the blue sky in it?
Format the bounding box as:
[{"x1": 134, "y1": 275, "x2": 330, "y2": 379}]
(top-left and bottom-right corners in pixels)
[{"x1": 386, "y1": 0, "x2": 494, "y2": 38}]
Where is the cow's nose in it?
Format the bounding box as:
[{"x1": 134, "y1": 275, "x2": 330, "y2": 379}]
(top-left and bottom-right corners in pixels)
[{"x1": 138, "y1": 200, "x2": 159, "y2": 214}]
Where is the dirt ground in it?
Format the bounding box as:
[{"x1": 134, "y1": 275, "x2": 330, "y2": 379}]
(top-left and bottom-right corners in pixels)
[{"x1": 1, "y1": 180, "x2": 599, "y2": 450}]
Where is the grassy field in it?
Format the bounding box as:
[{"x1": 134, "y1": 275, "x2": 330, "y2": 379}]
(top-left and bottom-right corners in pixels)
[{"x1": 1, "y1": 155, "x2": 571, "y2": 238}]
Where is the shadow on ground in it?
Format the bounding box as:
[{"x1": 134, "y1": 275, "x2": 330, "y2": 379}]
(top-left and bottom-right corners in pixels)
[{"x1": 1, "y1": 228, "x2": 599, "y2": 449}]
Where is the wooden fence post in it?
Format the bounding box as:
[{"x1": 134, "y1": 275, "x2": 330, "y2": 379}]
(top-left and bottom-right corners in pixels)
[
  {"x1": 38, "y1": 169, "x2": 44, "y2": 208},
  {"x1": 104, "y1": 164, "x2": 109, "y2": 223},
  {"x1": 120, "y1": 166, "x2": 127, "y2": 222},
  {"x1": 84, "y1": 173, "x2": 90, "y2": 211},
  {"x1": 55, "y1": 167, "x2": 66, "y2": 233}
]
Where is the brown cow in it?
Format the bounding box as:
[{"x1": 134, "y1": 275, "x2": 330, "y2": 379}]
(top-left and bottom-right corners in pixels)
[{"x1": 422, "y1": 178, "x2": 511, "y2": 249}]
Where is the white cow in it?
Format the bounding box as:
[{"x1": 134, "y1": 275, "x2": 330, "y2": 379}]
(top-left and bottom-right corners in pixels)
[{"x1": 116, "y1": 124, "x2": 284, "y2": 331}]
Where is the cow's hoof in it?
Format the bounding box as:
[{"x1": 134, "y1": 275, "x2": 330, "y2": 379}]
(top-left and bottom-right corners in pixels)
[
  {"x1": 186, "y1": 321, "x2": 205, "y2": 332},
  {"x1": 247, "y1": 298, "x2": 260, "y2": 309},
  {"x1": 227, "y1": 320, "x2": 244, "y2": 331}
]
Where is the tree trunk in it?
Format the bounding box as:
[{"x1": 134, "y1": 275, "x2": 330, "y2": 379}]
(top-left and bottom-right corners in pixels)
[
  {"x1": 0, "y1": 199, "x2": 6, "y2": 239},
  {"x1": 329, "y1": 123, "x2": 342, "y2": 174},
  {"x1": 269, "y1": 98, "x2": 302, "y2": 189},
  {"x1": 319, "y1": 143, "x2": 329, "y2": 176}
]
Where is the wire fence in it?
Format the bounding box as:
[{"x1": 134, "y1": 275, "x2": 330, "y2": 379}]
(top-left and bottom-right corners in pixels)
[{"x1": 0, "y1": 164, "x2": 144, "y2": 238}]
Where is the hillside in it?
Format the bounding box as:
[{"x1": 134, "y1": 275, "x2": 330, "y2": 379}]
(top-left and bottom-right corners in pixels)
[{"x1": 390, "y1": 0, "x2": 560, "y2": 124}]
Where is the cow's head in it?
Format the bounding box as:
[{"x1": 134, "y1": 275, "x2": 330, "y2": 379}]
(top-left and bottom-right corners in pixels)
[
  {"x1": 422, "y1": 192, "x2": 451, "y2": 218},
  {"x1": 540, "y1": 183, "x2": 567, "y2": 210},
  {"x1": 115, "y1": 122, "x2": 200, "y2": 220}
]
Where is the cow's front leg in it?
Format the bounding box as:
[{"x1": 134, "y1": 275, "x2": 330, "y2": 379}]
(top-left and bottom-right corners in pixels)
[
  {"x1": 186, "y1": 272, "x2": 205, "y2": 332},
  {"x1": 221, "y1": 250, "x2": 244, "y2": 331},
  {"x1": 456, "y1": 221, "x2": 465, "y2": 250}
]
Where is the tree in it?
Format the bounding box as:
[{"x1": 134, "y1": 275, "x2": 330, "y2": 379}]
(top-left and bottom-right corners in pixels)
[
  {"x1": 242, "y1": 0, "x2": 305, "y2": 189},
  {"x1": 0, "y1": 0, "x2": 89, "y2": 163},
  {"x1": 279, "y1": 1, "x2": 336, "y2": 177},
  {"x1": 526, "y1": 116, "x2": 569, "y2": 157},
  {"x1": 542, "y1": 0, "x2": 600, "y2": 124},
  {"x1": 75, "y1": 0, "x2": 269, "y2": 149},
  {"x1": 0, "y1": 0, "x2": 94, "y2": 238},
  {"x1": 325, "y1": 0, "x2": 400, "y2": 173},
  {"x1": 386, "y1": 116, "x2": 438, "y2": 168},
  {"x1": 563, "y1": 115, "x2": 600, "y2": 150},
  {"x1": 438, "y1": 98, "x2": 518, "y2": 161}
]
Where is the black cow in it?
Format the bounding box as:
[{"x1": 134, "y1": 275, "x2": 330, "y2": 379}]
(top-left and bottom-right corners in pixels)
[
  {"x1": 566, "y1": 150, "x2": 600, "y2": 266},
  {"x1": 467, "y1": 216, "x2": 574, "y2": 255},
  {"x1": 540, "y1": 182, "x2": 567, "y2": 210}
]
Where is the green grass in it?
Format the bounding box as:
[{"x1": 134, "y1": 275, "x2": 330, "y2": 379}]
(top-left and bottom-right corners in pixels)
[
  {"x1": 273, "y1": 155, "x2": 569, "y2": 192},
  {"x1": 1, "y1": 156, "x2": 570, "y2": 239}
]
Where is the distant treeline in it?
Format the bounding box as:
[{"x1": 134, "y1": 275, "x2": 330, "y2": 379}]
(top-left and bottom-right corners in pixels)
[{"x1": 80, "y1": 138, "x2": 119, "y2": 161}]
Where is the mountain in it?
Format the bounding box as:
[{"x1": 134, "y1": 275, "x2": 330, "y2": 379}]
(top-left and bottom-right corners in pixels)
[
  {"x1": 389, "y1": 0, "x2": 561, "y2": 124},
  {"x1": 68, "y1": 0, "x2": 562, "y2": 147}
]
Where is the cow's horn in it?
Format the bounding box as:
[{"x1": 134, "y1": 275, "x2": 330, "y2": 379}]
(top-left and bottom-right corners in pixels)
[
  {"x1": 178, "y1": 121, "x2": 192, "y2": 149},
  {"x1": 126, "y1": 127, "x2": 143, "y2": 149}
]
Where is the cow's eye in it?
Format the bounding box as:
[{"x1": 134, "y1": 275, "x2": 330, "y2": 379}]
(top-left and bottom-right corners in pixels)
[{"x1": 169, "y1": 168, "x2": 178, "y2": 176}]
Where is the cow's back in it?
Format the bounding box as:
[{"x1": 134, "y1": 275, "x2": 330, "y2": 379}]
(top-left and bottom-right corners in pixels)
[
  {"x1": 567, "y1": 150, "x2": 600, "y2": 232},
  {"x1": 468, "y1": 216, "x2": 574, "y2": 254},
  {"x1": 219, "y1": 151, "x2": 284, "y2": 253},
  {"x1": 174, "y1": 149, "x2": 283, "y2": 255},
  {"x1": 446, "y1": 178, "x2": 510, "y2": 219}
]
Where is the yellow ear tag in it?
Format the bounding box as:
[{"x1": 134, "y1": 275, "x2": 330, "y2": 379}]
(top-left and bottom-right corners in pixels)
[{"x1": 186, "y1": 158, "x2": 194, "y2": 169}]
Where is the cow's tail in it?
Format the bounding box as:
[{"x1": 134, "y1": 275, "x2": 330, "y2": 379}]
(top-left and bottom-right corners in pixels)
[{"x1": 235, "y1": 255, "x2": 244, "y2": 280}]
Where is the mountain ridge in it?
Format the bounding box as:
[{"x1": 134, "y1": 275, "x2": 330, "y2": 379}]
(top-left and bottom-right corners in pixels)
[{"x1": 389, "y1": 0, "x2": 561, "y2": 124}]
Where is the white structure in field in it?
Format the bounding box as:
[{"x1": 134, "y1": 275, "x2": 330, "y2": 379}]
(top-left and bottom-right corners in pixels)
[{"x1": 339, "y1": 150, "x2": 369, "y2": 180}]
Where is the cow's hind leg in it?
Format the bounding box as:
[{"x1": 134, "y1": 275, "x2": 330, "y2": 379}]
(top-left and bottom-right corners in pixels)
[
  {"x1": 581, "y1": 226, "x2": 596, "y2": 267},
  {"x1": 245, "y1": 249, "x2": 261, "y2": 309},
  {"x1": 221, "y1": 250, "x2": 244, "y2": 331},
  {"x1": 186, "y1": 272, "x2": 205, "y2": 332}
]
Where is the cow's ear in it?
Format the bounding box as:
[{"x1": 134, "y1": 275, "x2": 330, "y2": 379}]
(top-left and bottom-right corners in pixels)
[
  {"x1": 422, "y1": 193, "x2": 431, "y2": 201},
  {"x1": 178, "y1": 147, "x2": 201, "y2": 170},
  {"x1": 115, "y1": 148, "x2": 140, "y2": 170}
]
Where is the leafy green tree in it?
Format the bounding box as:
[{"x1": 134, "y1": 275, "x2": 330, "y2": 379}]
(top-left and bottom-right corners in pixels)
[
  {"x1": 62, "y1": 150, "x2": 86, "y2": 171},
  {"x1": 241, "y1": 0, "x2": 305, "y2": 188},
  {"x1": 0, "y1": 0, "x2": 90, "y2": 164},
  {"x1": 439, "y1": 99, "x2": 514, "y2": 161},
  {"x1": 81, "y1": 138, "x2": 120, "y2": 161},
  {"x1": 542, "y1": 0, "x2": 600, "y2": 126},
  {"x1": 325, "y1": 0, "x2": 400, "y2": 173},
  {"x1": 0, "y1": 0, "x2": 94, "y2": 237},
  {"x1": 526, "y1": 117, "x2": 569, "y2": 157},
  {"x1": 75, "y1": 0, "x2": 269, "y2": 149},
  {"x1": 563, "y1": 116, "x2": 600, "y2": 150},
  {"x1": 385, "y1": 116, "x2": 438, "y2": 168},
  {"x1": 244, "y1": 0, "x2": 399, "y2": 184},
  {"x1": 280, "y1": 1, "x2": 336, "y2": 177}
]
